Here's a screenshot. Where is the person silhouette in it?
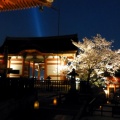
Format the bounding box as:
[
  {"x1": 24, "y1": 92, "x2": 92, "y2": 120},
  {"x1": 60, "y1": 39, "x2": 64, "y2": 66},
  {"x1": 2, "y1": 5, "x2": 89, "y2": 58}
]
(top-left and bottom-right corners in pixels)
[{"x1": 46, "y1": 75, "x2": 51, "y2": 90}]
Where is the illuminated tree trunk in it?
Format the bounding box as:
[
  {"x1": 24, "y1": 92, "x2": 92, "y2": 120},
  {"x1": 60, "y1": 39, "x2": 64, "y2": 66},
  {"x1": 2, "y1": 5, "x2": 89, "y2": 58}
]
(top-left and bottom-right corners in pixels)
[{"x1": 86, "y1": 69, "x2": 92, "y2": 92}]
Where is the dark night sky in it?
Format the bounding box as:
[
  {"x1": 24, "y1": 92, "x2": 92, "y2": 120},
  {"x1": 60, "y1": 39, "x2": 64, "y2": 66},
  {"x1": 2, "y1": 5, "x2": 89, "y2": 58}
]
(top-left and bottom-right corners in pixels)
[{"x1": 0, "y1": 0, "x2": 120, "y2": 50}]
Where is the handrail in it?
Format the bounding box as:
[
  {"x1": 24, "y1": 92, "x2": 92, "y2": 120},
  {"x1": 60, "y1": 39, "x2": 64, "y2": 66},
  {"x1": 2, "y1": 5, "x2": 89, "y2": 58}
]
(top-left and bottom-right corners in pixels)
[{"x1": 89, "y1": 98, "x2": 96, "y2": 105}]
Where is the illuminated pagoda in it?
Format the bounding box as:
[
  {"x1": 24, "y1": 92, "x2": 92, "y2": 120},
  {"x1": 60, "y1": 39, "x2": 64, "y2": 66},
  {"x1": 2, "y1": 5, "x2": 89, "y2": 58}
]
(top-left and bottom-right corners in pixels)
[
  {"x1": 0, "y1": 0, "x2": 54, "y2": 12},
  {"x1": 0, "y1": 34, "x2": 78, "y2": 80}
]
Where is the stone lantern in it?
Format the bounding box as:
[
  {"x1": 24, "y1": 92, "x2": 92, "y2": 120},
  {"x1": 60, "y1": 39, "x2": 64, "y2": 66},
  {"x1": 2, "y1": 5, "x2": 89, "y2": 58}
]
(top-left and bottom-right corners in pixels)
[{"x1": 67, "y1": 68, "x2": 79, "y2": 90}]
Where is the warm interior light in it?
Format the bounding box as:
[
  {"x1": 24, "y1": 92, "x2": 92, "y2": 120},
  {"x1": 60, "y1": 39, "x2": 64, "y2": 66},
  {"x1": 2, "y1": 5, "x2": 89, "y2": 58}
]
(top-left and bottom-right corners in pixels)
[
  {"x1": 99, "y1": 106, "x2": 102, "y2": 110},
  {"x1": 109, "y1": 84, "x2": 115, "y2": 88},
  {"x1": 46, "y1": 0, "x2": 54, "y2": 2},
  {"x1": 104, "y1": 89, "x2": 108, "y2": 95},
  {"x1": 53, "y1": 98, "x2": 57, "y2": 105},
  {"x1": 34, "y1": 101, "x2": 39, "y2": 109}
]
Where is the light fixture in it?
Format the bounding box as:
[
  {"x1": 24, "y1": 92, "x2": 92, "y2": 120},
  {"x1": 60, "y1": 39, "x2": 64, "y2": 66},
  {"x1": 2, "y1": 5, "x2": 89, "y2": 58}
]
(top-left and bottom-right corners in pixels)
[
  {"x1": 53, "y1": 98, "x2": 57, "y2": 105},
  {"x1": 46, "y1": 0, "x2": 54, "y2": 2},
  {"x1": 34, "y1": 101, "x2": 39, "y2": 109}
]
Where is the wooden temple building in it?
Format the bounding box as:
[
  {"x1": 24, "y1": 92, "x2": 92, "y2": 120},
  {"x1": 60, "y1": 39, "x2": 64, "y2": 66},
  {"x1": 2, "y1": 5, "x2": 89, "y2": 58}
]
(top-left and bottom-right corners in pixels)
[{"x1": 0, "y1": 34, "x2": 78, "y2": 80}]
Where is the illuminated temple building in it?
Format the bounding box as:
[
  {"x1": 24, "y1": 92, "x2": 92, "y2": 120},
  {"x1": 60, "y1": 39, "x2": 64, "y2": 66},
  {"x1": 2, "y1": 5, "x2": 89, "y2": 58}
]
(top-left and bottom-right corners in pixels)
[
  {"x1": 0, "y1": 0, "x2": 79, "y2": 81},
  {"x1": 0, "y1": 34, "x2": 78, "y2": 80}
]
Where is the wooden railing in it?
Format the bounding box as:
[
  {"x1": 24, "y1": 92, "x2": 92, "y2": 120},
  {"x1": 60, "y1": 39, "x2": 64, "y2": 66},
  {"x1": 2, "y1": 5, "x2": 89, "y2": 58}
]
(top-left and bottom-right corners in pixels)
[
  {"x1": 0, "y1": 78, "x2": 72, "y2": 92},
  {"x1": 34, "y1": 80, "x2": 71, "y2": 92},
  {"x1": 87, "y1": 98, "x2": 120, "y2": 117}
]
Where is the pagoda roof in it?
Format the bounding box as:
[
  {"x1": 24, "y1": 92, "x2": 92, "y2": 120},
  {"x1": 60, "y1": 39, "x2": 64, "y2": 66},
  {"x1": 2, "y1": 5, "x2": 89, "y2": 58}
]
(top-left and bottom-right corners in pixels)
[
  {"x1": 0, "y1": 34, "x2": 78, "y2": 54},
  {"x1": 0, "y1": 0, "x2": 53, "y2": 12}
]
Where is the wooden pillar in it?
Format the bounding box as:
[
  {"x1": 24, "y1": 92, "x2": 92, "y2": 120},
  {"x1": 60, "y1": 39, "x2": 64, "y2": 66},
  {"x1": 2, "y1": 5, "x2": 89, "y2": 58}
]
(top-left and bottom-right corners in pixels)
[
  {"x1": 7, "y1": 57, "x2": 11, "y2": 77},
  {"x1": 32, "y1": 62, "x2": 35, "y2": 78},
  {"x1": 28, "y1": 61, "x2": 30, "y2": 78},
  {"x1": 22, "y1": 53, "x2": 26, "y2": 77},
  {"x1": 37, "y1": 65, "x2": 40, "y2": 80},
  {"x1": 60, "y1": 56, "x2": 66, "y2": 80},
  {"x1": 22, "y1": 57, "x2": 25, "y2": 77},
  {"x1": 44, "y1": 56, "x2": 47, "y2": 80}
]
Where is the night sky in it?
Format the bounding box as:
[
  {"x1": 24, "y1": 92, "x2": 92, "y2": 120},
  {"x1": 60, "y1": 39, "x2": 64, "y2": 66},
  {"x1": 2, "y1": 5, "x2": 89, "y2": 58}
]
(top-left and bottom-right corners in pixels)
[{"x1": 0, "y1": 0, "x2": 120, "y2": 50}]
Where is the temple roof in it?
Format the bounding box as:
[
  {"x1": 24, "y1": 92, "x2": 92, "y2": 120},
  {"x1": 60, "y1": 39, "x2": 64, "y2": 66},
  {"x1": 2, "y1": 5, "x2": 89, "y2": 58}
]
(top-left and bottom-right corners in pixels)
[
  {"x1": 0, "y1": 0, "x2": 53, "y2": 12},
  {"x1": 0, "y1": 34, "x2": 78, "y2": 54}
]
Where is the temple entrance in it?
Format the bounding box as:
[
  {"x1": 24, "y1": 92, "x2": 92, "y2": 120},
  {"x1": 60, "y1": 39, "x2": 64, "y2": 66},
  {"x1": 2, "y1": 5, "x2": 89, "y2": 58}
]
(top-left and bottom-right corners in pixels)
[
  {"x1": 19, "y1": 49, "x2": 45, "y2": 80},
  {"x1": 29, "y1": 62, "x2": 45, "y2": 80}
]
